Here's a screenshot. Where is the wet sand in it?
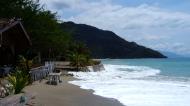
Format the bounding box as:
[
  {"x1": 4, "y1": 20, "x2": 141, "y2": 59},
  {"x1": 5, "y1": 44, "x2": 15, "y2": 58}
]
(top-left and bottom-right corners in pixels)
[{"x1": 24, "y1": 76, "x2": 124, "y2": 106}]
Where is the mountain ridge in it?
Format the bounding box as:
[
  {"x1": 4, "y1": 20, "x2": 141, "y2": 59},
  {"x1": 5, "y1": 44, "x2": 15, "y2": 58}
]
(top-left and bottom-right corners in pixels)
[{"x1": 60, "y1": 21, "x2": 167, "y2": 59}]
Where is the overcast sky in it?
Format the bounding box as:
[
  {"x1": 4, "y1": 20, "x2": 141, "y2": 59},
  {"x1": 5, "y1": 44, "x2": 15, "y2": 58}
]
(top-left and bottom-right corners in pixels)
[{"x1": 41, "y1": 0, "x2": 190, "y2": 56}]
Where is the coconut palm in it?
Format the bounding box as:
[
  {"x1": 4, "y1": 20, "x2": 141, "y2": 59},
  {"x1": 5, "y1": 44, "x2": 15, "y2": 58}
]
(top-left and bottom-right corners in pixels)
[
  {"x1": 68, "y1": 52, "x2": 88, "y2": 71},
  {"x1": 67, "y1": 42, "x2": 91, "y2": 71}
]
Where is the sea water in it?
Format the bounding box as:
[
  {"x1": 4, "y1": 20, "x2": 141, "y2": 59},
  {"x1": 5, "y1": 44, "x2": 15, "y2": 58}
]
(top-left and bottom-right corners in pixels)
[{"x1": 69, "y1": 58, "x2": 190, "y2": 106}]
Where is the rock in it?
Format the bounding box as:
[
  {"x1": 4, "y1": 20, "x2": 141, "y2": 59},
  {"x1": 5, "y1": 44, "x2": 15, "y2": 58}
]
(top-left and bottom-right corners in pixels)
[{"x1": 86, "y1": 64, "x2": 105, "y2": 72}]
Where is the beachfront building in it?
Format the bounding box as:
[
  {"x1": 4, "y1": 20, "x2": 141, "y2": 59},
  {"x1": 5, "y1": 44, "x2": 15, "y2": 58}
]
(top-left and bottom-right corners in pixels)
[{"x1": 0, "y1": 18, "x2": 31, "y2": 65}]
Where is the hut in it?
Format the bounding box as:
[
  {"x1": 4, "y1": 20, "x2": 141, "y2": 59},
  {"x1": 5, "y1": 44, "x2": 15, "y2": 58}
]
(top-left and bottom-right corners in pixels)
[{"x1": 0, "y1": 18, "x2": 31, "y2": 65}]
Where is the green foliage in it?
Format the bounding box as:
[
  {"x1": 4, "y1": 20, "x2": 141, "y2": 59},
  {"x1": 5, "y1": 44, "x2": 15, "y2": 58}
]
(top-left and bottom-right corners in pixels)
[
  {"x1": 68, "y1": 52, "x2": 87, "y2": 68},
  {"x1": 0, "y1": 0, "x2": 71, "y2": 60},
  {"x1": 7, "y1": 70, "x2": 29, "y2": 94},
  {"x1": 67, "y1": 42, "x2": 91, "y2": 71},
  {"x1": 17, "y1": 50, "x2": 37, "y2": 71},
  {"x1": 17, "y1": 52, "x2": 37, "y2": 83},
  {"x1": 68, "y1": 42, "x2": 91, "y2": 57},
  {"x1": 17, "y1": 55, "x2": 33, "y2": 72}
]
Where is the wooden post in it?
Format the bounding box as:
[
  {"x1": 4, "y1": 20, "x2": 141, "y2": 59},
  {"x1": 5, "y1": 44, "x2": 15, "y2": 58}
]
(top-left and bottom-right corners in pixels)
[
  {"x1": 38, "y1": 52, "x2": 41, "y2": 63},
  {"x1": 0, "y1": 32, "x2": 2, "y2": 47}
]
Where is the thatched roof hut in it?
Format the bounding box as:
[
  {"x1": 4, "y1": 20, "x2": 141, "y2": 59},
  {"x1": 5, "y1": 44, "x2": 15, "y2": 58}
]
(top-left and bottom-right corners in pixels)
[{"x1": 0, "y1": 18, "x2": 31, "y2": 65}]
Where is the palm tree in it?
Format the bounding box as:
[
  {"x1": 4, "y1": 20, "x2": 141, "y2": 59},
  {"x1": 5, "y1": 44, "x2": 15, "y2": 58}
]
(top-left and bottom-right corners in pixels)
[
  {"x1": 68, "y1": 52, "x2": 88, "y2": 71},
  {"x1": 67, "y1": 42, "x2": 91, "y2": 71}
]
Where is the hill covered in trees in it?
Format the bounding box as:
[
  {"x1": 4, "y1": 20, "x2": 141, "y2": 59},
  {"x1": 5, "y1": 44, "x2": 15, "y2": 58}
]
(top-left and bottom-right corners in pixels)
[{"x1": 60, "y1": 22, "x2": 167, "y2": 59}]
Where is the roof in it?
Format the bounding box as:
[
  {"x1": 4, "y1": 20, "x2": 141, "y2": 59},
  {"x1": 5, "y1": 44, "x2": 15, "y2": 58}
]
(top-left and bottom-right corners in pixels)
[
  {"x1": 0, "y1": 18, "x2": 32, "y2": 46},
  {"x1": 0, "y1": 18, "x2": 8, "y2": 28}
]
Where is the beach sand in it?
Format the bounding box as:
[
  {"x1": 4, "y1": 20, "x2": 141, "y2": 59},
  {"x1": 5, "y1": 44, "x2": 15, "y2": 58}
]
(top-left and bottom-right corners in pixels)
[{"x1": 24, "y1": 76, "x2": 124, "y2": 106}]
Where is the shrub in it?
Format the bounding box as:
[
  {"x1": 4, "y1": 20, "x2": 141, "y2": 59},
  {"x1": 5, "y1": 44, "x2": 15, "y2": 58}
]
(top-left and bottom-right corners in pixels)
[{"x1": 7, "y1": 70, "x2": 29, "y2": 94}]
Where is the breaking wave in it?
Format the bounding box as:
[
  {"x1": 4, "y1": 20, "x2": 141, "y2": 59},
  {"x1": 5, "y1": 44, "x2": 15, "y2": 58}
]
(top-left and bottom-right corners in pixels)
[{"x1": 69, "y1": 64, "x2": 190, "y2": 106}]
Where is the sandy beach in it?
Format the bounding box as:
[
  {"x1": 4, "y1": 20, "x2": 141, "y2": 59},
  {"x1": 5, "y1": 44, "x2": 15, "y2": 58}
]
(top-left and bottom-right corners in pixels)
[{"x1": 24, "y1": 76, "x2": 124, "y2": 106}]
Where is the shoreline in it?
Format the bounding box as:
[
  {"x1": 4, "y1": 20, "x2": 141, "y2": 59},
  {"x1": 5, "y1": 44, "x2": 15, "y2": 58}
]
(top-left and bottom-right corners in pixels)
[{"x1": 24, "y1": 76, "x2": 124, "y2": 106}]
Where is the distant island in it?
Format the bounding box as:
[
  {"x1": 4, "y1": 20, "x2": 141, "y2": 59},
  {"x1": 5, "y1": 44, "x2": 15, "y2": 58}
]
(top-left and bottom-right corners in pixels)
[{"x1": 60, "y1": 22, "x2": 167, "y2": 59}]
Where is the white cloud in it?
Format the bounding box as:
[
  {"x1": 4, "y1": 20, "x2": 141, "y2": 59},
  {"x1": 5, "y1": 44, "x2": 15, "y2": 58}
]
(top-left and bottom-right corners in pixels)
[
  {"x1": 150, "y1": 42, "x2": 190, "y2": 56},
  {"x1": 62, "y1": 2, "x2": 190, "y2": 29},
  {"x1": 137, "y1": 34, "x2": 169, "y2": 41},
  {"x1": 41, "y1": 0, "x2": 190, "y2": 30}
]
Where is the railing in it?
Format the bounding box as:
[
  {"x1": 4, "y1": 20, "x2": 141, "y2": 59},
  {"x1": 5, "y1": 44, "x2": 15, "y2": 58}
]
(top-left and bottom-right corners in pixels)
[{"x1": 29, "y1": 62, "x2": 55, "y2": 82}]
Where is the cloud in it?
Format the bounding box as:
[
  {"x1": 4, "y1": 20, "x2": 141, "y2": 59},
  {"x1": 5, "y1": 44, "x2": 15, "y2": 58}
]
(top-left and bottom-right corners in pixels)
[
  {"x1": 51, "y1": 1, "x2": 70, "y2": 10},
  {"x1": 41, "y1": 0, "x2": 190, "y2": 30},
  {"x1": 150, "y1": 42, "x2": 190, "y2": 55},
  {"x1": 137, "y1": 34, "x2": 169, "y2": 41},
  {"x1": 63, "y1": 2, "x2": 190, "y2": 29}
]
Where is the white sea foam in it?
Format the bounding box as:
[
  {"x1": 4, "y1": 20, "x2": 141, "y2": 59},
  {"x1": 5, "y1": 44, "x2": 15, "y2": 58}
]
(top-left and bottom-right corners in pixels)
[{"x1": 69, "y1": 64, "x2": 190, "y2": 106}]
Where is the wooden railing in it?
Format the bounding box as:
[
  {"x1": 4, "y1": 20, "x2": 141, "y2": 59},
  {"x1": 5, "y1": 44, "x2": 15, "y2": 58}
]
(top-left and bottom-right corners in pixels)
[{"x1": 29, "y1": 62, "x2": 55, "y2": 82}]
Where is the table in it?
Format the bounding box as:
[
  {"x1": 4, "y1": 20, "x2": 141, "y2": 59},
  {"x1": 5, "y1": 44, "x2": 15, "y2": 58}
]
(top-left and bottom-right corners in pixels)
[{"x1": 48, "y1": 72, "x2": 62, "y2": 85}]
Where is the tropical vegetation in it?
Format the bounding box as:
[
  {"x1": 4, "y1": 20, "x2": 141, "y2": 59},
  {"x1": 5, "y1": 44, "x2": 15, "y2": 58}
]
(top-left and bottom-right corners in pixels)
[
  {"x1": 67, "y1": 42, "x2": 91, "y2": 71},
  {"x1": 0, "y1": 0, "x2": 70, "y2": 60},
  {"x1": 67, "y1": 42, "x2": 102, "y2": 71},
  {"x1": 7, "y1": 70, "x2": 29, "y2": 94},
  {"x1": 0, "y1": 0, "x2": 96, "y2": 76}
]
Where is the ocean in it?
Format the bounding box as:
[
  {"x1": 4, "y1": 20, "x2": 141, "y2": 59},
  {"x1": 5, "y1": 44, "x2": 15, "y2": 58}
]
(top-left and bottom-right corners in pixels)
[{"x1": 69, "y1": 58, "x2": 190, "y2": 106}]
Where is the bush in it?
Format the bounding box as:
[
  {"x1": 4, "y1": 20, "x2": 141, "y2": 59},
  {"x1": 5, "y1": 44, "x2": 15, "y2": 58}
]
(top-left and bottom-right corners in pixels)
[
  {"x1": 67, "y1": 42, "x2": 92, "y2": 71},
  {"x1": 7, "y1": 70, "x2": 29, "y2": 94}
]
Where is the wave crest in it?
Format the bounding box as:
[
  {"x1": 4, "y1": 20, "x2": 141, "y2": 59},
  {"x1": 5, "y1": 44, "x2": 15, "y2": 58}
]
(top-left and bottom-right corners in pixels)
[{"x1": 104, "y1": 64, "x2": 161, "y2": 79}]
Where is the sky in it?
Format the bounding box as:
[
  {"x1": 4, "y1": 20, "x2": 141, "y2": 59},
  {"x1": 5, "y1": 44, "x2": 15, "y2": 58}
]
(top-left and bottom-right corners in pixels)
[{"x1": 41, "y1": 0, "x2": 190, "y2": 57}]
